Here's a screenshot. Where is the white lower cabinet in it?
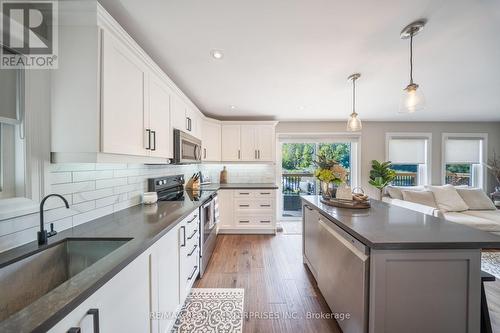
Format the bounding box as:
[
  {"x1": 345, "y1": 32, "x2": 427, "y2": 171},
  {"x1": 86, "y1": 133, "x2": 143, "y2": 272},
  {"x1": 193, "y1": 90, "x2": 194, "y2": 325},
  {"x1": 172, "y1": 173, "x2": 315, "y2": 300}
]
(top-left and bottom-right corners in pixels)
[
  {"x1": 49, "y1": 211, "x2": 201, "y2": 333},
  {"x1": 218, "y1": 189, "x2": 276, "y2": 234},
  {"x1": 48, "y1": 250, "x2": 151, "y2": 333}
]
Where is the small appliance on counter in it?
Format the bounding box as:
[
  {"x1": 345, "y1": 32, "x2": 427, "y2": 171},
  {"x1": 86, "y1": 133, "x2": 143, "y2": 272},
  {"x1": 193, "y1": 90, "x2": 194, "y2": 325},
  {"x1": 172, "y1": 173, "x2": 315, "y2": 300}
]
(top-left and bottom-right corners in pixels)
[{"x1": 142, "y1": 192, "x2": 158, "y2": 205}]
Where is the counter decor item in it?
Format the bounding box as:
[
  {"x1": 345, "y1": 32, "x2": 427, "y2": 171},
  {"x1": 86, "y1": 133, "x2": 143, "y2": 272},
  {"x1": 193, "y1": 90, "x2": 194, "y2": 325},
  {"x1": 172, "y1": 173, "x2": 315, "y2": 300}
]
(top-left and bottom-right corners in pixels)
[
  {"x1": 314, "y1": 154, "x2": 347, "y2": 199},
  {"x1": 142, "y1": 192, "x2": 158, "y2": 205},
  {"x1": 321, "y1": 186, "x2": 371, "y2": 209},
  {"x1": 368, "y1": 160, "x2": 396, "y2": 199},
  {"x1": 336, "y1": 184, "x2": 353, "y2": 200},
  {"x1": 220, "y1": 166, "x2": 228, "y2": 184},
  {"x1": 186, "y1": 173, "x2": 201, "y2": 190}
]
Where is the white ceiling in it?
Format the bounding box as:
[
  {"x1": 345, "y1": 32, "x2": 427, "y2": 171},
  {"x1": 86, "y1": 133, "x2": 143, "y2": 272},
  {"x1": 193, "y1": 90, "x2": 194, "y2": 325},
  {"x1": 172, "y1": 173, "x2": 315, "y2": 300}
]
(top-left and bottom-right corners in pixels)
[{"x1": 98, "y1": 0, "x2": 500, "y2": 121}]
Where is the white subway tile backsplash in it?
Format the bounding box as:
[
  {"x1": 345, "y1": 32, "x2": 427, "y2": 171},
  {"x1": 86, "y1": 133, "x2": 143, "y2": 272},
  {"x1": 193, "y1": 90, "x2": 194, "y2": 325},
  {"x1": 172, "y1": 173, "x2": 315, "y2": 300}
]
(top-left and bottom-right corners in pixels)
[
  {"x1": 96, "y1": 177, "x2": 128, "y2": 189},
  {"x1": 51, "y1": 181, "x2": 95, "y2": 195},
  {"x1": 1, "y1": 162, "x2": 276, "y2": 252},
  {"x1": 72, "y1": 170, "x2": 114, "y2": 182}
]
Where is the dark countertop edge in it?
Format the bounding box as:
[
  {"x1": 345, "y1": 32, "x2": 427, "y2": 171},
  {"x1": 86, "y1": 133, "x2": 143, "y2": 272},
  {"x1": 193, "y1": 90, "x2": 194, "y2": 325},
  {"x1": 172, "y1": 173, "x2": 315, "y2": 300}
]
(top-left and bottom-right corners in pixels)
[
  {"x1": 1, "y1": 203, "x2": 200, "y2": 332},
  {"x1": 301, "y1": 196, "x2": 500, "y2": 250}
]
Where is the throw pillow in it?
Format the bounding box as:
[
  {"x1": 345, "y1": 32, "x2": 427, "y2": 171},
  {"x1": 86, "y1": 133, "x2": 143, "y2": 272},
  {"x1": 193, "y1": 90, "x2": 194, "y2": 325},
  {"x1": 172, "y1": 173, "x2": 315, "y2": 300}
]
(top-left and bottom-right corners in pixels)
[
  {"x1": 426, "y1": 185, "x2": 469, "y2": 212},
  {"x1": 456, "y1": 188, "x2": 497, "y2": 210},
  {"x1": 402, "y1": 190, "x2": 437, "y2": 208}
]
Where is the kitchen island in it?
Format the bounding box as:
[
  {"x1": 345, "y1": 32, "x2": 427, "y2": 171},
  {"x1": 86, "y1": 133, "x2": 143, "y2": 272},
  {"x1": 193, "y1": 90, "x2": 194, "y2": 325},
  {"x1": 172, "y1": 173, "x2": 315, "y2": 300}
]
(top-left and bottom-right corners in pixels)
[{"x1": 301, "y1": 195, "x2": 500, "y2": 333}]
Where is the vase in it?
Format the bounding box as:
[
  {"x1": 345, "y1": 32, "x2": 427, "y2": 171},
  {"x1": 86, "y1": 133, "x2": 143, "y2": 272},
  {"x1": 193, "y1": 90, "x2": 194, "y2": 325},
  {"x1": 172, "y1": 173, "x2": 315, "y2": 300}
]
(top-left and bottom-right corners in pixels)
[{"x1": 320, "y1": 181, "x2": 337, "y2": 199}]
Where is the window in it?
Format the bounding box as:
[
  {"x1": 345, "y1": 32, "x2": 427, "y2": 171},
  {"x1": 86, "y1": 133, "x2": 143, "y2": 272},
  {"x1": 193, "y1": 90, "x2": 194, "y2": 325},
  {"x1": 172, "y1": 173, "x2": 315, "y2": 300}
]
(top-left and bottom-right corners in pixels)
[
  {"x1": 386, "y1": 133, "x2": 431, "y2": 186},
  {"x1": 442, "y1": 134, "x2": 487, "y2": 189}
]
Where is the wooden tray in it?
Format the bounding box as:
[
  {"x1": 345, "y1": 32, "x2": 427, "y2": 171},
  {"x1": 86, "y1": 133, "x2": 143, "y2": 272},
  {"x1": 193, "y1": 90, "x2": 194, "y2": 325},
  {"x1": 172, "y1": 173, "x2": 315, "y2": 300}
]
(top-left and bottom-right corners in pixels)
[{"x1": 320, "y1": 197, "x2": 371, "y2": 209}]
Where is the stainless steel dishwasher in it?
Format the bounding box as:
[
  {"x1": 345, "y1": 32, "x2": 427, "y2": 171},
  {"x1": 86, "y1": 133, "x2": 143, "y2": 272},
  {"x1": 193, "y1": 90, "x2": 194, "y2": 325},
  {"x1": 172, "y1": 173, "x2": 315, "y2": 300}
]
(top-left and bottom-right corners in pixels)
[{"x1": 317, "y1": 216, "x2": 369, "y2": 333}]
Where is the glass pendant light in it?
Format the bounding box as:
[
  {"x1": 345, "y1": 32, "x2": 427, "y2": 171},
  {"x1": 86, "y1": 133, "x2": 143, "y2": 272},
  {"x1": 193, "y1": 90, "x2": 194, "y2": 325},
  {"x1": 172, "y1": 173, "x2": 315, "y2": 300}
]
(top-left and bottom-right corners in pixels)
[
  {"x1": 399, "y1": 20, "x2": 427, "y2": 113},
  {"x1": 347, "y1": 73, "x2": 362, "y2": 131}
]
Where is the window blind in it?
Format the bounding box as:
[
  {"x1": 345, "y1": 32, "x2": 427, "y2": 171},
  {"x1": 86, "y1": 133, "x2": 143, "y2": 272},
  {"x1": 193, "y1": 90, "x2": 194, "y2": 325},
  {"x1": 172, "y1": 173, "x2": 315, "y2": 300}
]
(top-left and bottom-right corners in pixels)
[
  {"x1": 445, "y1": 138, "x2": 481, "y2": 164},
  {"x1": 388, "y1": 139, "x2": 426, "y2": 164}
]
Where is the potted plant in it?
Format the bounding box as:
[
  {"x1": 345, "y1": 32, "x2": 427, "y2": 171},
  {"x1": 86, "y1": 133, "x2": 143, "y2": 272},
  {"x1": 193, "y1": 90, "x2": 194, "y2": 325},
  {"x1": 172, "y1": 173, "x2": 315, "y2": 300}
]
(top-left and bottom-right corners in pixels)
[
  {"x1": 313, "y1": 154, "x2": 347, "y2": 199},
  {"x1": 486, "y1": 151, "x2": 500, "y2": 205},
  {"x1": 369, "y1": 160, "x2": 396, "y2": 199}
]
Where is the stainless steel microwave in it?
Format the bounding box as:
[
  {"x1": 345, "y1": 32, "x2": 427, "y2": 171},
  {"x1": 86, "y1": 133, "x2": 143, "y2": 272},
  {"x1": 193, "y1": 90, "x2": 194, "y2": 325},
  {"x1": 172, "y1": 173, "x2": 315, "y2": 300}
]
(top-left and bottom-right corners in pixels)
[{"x1": 173, "y1": 129, "x2": 202, "y2": 164}]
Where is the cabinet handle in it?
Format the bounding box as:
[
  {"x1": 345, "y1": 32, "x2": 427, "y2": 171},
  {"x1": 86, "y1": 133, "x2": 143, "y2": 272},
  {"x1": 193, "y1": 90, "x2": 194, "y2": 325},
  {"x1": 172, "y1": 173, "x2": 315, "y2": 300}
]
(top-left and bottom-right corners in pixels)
[
  {"x1": 188, "y1": 266, "x2": 198, "y2": 280},
  {"x1": 239, "y1": 220, "x2": 250, "y2": 223},
  {"x1": 151, "y1": 130, "x2": 156, "y2": 151},
  {"x1": 254, "y1": 150, "x2": 257, "y2": 159},
  {"x1": 239, "y1": 192, "x2": 250, "y2": 195},
  {"x1": 188, "y1": 244, "x2": 198, "y2": 256},
  {"x1": 180, "y1": 226, "x2": 186, "y2": 247},
  {"x1": 260, "y1": 204, "x2": 271, "y2": 207},
  {"x1": 239, "y1": 204, "x2": 250, "y2": 207},
  {"x1": 258, "y1": 150, "x2": 261, "y2": 159},
  {"x1": 238, "y1": 150, "x2": 241, "y2": 160},
  {"x1": 67, "y1": 328, "x2": 80, "y2": 333},
  {"x1": 188, "y1": 215, "x2": 198, "y2": 223},
  {"x1": 145, "y1": 129, "x2": 151, "y2": 150},
  {"x1": 87, "y1": 309, "x2": 100, "y2": 333},
  {"x1": 187, "y1": 230, "x2": 198, "y2": 240},
  {"x1": 304, "y1": 205, "x2": 313, "y2": 211},
  {"x1": 260, "y1": 220, "x2": 271, "y2": 223},
  {"x1": 260, "y1": 192, "x2": 271, "y2": 195},
  {"x1": 204, "y1": 148, "x2": 207, "y2": 159}
]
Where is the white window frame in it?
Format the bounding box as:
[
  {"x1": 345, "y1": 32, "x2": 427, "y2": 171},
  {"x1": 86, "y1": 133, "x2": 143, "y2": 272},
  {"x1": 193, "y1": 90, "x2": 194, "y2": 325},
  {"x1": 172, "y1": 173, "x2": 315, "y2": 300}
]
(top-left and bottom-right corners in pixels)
[
  {"x1": 0, "y1": 70, "x2": 49, "y2": 220},
  {"x1": 441, "y1": 133, "x2": 488, "y2": 190},
  {"x1": 275, "y1": 132, "x2": 361, "y2": 222},
  {"x1": 385, "y1": 132, "x2": 432, "y2": 186}
]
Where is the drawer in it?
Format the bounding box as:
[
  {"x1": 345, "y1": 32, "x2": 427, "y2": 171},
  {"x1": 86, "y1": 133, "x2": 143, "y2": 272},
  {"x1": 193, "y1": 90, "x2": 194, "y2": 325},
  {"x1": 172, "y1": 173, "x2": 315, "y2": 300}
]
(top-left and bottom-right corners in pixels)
[
  {"x1": 255, "y1": 190, "x2": 275, "y2": 198},
  {"x1": 234, "y1": 198, "x2": 274, "y2": 211},
  {"x1": 234, "y1": 190, "x2": 254, "y2": 198},
  {"x1": 185, "y1": 211, "x2": 199, "y2": 234},
  {"x1": 234, "y1": 215, "x2": 275, "y2": 226}
]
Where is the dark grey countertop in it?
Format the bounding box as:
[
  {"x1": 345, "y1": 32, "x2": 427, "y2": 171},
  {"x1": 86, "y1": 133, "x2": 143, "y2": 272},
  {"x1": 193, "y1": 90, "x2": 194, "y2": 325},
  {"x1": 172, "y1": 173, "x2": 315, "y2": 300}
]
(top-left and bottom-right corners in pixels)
[
  {"x1": 201, "y1": 183, "x2": 278, "y2": 190},
  {"x1": 302, "y1": 195, "x2": 500, "y2": 250},
  {"x1": 0, "y1": 192, "x2": 211, "y2": 333}
]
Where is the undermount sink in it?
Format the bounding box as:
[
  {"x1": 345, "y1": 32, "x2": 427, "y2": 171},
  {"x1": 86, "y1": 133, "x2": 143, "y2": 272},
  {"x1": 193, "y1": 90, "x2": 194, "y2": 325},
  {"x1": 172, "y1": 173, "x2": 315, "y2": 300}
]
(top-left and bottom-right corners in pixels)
[{"x1": 0, "y1": 238, "x2": 130, "y2": 321}]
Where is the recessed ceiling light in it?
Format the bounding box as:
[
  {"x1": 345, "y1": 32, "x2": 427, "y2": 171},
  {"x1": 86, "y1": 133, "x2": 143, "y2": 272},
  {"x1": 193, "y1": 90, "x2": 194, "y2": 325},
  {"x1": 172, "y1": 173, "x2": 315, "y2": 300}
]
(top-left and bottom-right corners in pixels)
[
  {"x1": 230, "y1": 105, "x2": 236, "y2": 110},
  {"x1": 211, "y1": 49, "x2": 224, "y2": 60}
]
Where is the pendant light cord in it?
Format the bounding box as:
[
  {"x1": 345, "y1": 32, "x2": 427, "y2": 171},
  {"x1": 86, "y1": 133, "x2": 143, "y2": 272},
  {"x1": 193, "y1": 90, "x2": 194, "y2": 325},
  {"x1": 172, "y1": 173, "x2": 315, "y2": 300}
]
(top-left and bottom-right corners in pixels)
[
  {"x1": 409, "y1": 33, "x2": 414, "y2": 84},
  {"x1": 352, "y1": 77, "x2": 356, "y2": 114}
]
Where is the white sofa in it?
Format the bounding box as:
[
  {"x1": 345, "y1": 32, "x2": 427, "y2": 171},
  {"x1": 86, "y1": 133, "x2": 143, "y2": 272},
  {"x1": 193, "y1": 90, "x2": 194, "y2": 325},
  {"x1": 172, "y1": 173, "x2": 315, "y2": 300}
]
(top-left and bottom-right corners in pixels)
[{"x1": 382, "y1": 185, "x2": 500, "y2": 237}]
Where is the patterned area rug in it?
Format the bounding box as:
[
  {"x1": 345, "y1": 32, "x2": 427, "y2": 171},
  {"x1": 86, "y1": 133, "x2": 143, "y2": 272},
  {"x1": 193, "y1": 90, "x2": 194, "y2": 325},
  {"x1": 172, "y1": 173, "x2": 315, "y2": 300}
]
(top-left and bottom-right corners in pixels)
[
  {"x1": 482, "y1": 251, "x2": 500, "y2": 279},
  {"x1": 172, "y1": 288, "x2": 244, "y2": 333}
]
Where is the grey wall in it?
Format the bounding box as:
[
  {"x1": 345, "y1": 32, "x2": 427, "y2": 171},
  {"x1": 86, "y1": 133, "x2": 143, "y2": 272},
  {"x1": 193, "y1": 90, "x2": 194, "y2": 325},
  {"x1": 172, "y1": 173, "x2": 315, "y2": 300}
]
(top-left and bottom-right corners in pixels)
[{"x1": 276, "y1": 121, "x2": 500, "y2": 198}]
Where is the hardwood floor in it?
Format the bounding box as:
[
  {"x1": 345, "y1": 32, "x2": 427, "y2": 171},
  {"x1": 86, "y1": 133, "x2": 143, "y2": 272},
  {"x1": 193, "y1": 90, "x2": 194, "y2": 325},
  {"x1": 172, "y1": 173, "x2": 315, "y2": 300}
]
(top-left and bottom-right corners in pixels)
[{"x1": 194, "y1": 234, "x2": 341, "y2": 333}]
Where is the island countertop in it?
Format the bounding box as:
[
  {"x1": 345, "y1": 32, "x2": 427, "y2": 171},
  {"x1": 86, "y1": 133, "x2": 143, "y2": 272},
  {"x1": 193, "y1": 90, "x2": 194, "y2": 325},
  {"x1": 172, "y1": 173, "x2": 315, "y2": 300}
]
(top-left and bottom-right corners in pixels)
[{"x1": 302, "y1": 195, "x2": 500, "y2": 250}]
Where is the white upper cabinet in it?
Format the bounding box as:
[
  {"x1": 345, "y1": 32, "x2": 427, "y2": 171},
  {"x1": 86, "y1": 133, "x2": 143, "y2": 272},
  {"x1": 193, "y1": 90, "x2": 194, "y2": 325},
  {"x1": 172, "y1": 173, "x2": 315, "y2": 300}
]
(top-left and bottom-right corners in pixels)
[
  {"x1": 221, "y1": 125, "x2": 241, "y2": 161},
  {"x1": 202, "y1": 119, "x2": 221, "y2": 161},
  {"x1": 221, "y1": 123, "x2": 276, "y2": 162},
  {"x1": 101, "y1": 29, "x2": 148, "y2": 157},
  {"x1": 170, "y1": 95, "x2": 187, "y2": 132},
  {"x1": 148, "y1": 72, "x2": 172, "y2": 159}
]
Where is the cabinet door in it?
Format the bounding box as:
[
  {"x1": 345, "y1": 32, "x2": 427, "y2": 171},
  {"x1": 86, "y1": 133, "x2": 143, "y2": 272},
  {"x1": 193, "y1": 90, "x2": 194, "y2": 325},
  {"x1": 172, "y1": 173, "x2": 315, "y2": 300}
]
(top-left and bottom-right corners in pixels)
[
  {"x1": 202, "y1": 120, "x2": 221, "y2": 161},
  {"x1": 170, "y1": 95, "x2": 187, "y2": 131},
  {"x1": 303, "y1": 204, "x2": 320, "y2": 277},
  {"x1": 148, "y1": 73, "x2": 172, "y2": 158},
  {"x1": 48, "y1": 251, "x2": 150, "y2": 332},
  {"x1": 101, "y1": 30, "x2": 148, "y2": 156},
  {"x1": 221, "y1": 125, "x2": 241, "y2": 161},
  {"x1": 154, "y1": 225, "x2": 180, "y2": 333},
  {"x1": 256, "y1": 125, "x2": 275, "y2": 161},
  {"x1": 240, "y1": 125, "x2": 257, "y2": 161},
  {"x1": 218, "y1": 190, "x2": 234, "y2": 228}
]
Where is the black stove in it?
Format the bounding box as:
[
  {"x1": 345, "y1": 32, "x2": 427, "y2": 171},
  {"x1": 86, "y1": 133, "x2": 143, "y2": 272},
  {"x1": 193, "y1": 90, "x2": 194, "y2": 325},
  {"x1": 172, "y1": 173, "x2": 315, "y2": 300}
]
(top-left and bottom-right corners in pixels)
[{"x1": 147, "y1": 175, "x2": 215, "y2": 203}]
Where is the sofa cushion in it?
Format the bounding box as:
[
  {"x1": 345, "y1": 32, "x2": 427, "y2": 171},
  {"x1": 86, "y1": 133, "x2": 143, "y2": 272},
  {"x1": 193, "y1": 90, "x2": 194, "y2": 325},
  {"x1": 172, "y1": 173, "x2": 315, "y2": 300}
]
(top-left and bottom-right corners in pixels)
[
  {"x1": 385, "y1": 185, "x2": 425, "y2": 200},
  {"x1": 444, "y1": 211, "x2": 500, "y2": 233},
  {"x1": 426, "y1": 185, "x2": 469, "y2": 212},
  {"x1": 401, "y1": 190, "x2": 437, "y2": 208},
  {"x1": 456, "y1": 188, "x2": 497, "y2": 210}
]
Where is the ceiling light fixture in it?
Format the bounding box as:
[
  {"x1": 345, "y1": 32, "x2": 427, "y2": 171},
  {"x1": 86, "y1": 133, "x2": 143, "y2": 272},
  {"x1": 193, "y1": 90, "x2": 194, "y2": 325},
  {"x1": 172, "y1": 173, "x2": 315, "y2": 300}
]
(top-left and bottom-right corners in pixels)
[
  {"x1": 346, "y1": 73, "x2": 362, "y2": 131},
  {"x1": 399, "y1": 19, "x2": 427, "y2": 113},
  {"x1": 230, "y1": 105, "x2": 236, "y2": 110},
  {"x1": 211, "y1": 49, "x2": 224, "y2": 60}
]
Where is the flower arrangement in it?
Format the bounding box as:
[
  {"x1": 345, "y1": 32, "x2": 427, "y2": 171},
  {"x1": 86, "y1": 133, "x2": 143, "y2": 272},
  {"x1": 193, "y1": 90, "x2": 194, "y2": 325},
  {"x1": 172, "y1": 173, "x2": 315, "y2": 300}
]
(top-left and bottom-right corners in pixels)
[{"x1": 313, "y1": 155, "x2": 347, "y2": 185}]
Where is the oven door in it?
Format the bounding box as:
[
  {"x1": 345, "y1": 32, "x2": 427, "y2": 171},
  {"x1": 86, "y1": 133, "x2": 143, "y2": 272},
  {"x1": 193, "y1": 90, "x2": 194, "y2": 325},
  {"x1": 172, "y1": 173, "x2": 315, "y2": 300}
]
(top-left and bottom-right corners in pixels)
[
  {"x1": 200, "y1": 197, "x2": 217, "y2": 277},
  {"x1": 174, "y1": 129, "x2": 202, "y2": 164}
]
